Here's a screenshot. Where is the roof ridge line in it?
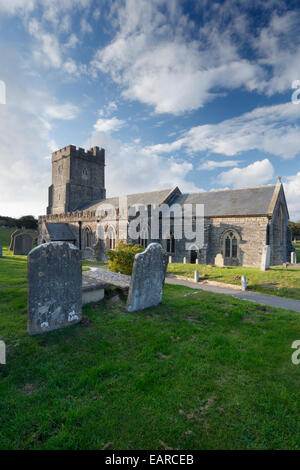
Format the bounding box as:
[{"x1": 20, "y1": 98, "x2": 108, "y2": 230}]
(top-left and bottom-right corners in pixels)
[{"x1": 181, "y1": 184, "x2": 276, "y2": 196}]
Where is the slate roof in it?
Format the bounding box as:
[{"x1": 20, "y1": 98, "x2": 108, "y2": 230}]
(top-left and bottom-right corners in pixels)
[
  {"x1": 174, "y1": 185, "x2": 277, "y2": 217},
  {"x1": 45, "y1": 222, "x2": 76, "y2": 241},
  {"x1": 76, "y1": 187, "x2": 178, "y2": 211},
  {"x1": 75, "y1": 184, "x2": 278, "y2": 217}
]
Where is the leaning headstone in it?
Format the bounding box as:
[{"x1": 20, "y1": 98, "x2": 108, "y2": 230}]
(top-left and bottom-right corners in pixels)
[
  {"x1": 291, "y1": 251, "x2": 297, "y2": 264},
  {"x1": 27, "y1": 242, "x2": 82, "y2": 335},
  {"x1": 194, "y1": 270, "x2": 199, "y2": 283},
  {"x1": 14, "y1": 233, "x2": 33, "y2": 255},
  {"x1": 126, "y1": 243, "x2": 168, "y2": 312},
  {"x1": 0, "y1": 245, "x2": 2, "y2": 258},
  {"x1": 214, "y1": 253, "x2": 224, "y2": 267},
  {"x1": 241, "y1": 275, "x2": 247, "y2": 291},
  {"x1": 10, "y1": 229, "x2": 22, "y2": 251},
  {"x1": 260, "y1": 245, "x2": 271, "y2": 271}
]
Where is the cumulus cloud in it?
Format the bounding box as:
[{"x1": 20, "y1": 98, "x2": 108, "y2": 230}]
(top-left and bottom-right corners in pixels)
[
  {"x1": 198, "y1": 160, "x2": 243, "y2": 170},
  {"x1": 84, "y1": 131, "x2": 201, "y2": 198},
  {"x1": 90, "y1": 0, "x2": 300, "y2": 115},
  {"x1": 44, "y1": 103, "x2": 79, "y2": 120},
  {"x1": 146, "y1": 101, "x2": 300, "y2": 159},
  {"x1": 253, "y1": 10, "x2": 300, "y2": 95},
  {"x1": 217, "y1": 159, "x2": 274, "y2": 187},
  {"x1": 93, "y1": 117, "x2": 125, "y2": 133},
  {"x1": 92, "y1": 0, "x2": 263, "y2": 115}
]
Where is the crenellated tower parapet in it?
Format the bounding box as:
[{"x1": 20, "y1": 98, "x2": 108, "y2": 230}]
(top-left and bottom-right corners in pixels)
[{"x1": 47, "y1": 145, "x2": 106, "y2": 215}]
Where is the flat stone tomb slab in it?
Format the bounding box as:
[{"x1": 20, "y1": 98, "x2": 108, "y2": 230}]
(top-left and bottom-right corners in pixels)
[{"x1": 83, "y1": 269, "x2": 131, "y2": 289}]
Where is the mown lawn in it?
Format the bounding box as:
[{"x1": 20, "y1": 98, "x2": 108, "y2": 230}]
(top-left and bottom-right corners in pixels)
[
  {"x1": 168, "y1": 258, "x2": 300, "y2": 300},
  {"x1": 0, "y1": 228, "x2": 300, "y2": 449}
]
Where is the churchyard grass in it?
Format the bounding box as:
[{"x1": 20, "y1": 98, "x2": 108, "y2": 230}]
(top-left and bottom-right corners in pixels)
[
  {"x1": 168, "y1": 258, "x2": 300, "y2": 300},
  {"x1": 0, "y1": 227, "x2": 300, "y2": 449}
]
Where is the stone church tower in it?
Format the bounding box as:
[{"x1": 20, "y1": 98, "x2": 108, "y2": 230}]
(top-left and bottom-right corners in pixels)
[{"x1": 47, "y1": 145, "x2": 106, "y2": 215}]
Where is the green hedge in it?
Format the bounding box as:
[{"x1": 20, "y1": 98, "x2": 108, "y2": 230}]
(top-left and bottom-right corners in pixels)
[{"x1": 107, "y1": 241, "x2": 144, "y2": 275}]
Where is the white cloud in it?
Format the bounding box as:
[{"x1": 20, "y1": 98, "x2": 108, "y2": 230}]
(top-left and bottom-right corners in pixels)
[
  {"x1": 65, "y1": 34, "x2": 79, "y2": 49},
  {"x1": 0, "y1": 43, "x2": 79, "y2": 218},
  {"x1": 93, "y1": 8, "x2": 101, "y2": 21},
  {"x1": 91, "y1": 0, "x2": 260, "y2": 115},
  {"x1": 90, "y1": 1, "x2": 300, "y2": 115},
  {"x1": 81, "y1": 17, "x2": 93, "y2": 34},
  {"x1": 85, "y1": 131, "x2": 200, "y2": 198},
  {"x1": 44, "y1": 103, "x2": 79, "y2": 120},
  {"x1": 98, "y1": 101, "x2": 118, "y2": 117},
  {"x1": 28, "y1": 18, "x2": 63, "y2": 68},
  {"x1": 253, "y1": 11, "x2": 300, "y2": 95},
  {"x1": 217, "y1": 159, "x2": 274, "y2": 188},
  {"x1": 198, "y1": 160, "x2": 242, "y2": 170},
  {"x1": 0, "y1": 0, "x2": 36, "y2": 14},
  {"x1": 93, "y1": 117, "x2": 125, "y2": 133},
  {"x1": 145, "y1": 101, "x2": 300, "y2": 159},
  {"x1": 283, "y1": 173, "x2": 300, "y2": 221}
]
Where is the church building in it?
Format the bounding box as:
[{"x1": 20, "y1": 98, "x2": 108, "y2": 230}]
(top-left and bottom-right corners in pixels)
[{"x1": 38, "y1": 144, "x2": 294, "y2": 267}]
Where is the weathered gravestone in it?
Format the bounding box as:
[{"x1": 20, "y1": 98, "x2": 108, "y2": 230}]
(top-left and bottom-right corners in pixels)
[
  {"x1": 81, "y1": 247, "x2": 95, "y2": 260},
  {"x1": 0, "y1": 244, "x2": 2, "y2": 257},
  {"x1": 14, "y1": 233, "x2": 33, "y2": 255},
  {"x1": 94, "y1": 238, "x2": 108, "y2": 262},
  {"x1": 10, "y1": 229, "x2": 22, "y2": 251},
  {"x1": 27, "y1": 242, "x2": 82, "y2": 335},
  {"x1": 260, "y1": 245, "x2": 271, "y2": 271},
  {"x1": 291, "y1": 251, "x2": 297, "y2": 264},
  {"x1": 214, "y1": 253, "x2": 224, "y2": 267},
  {"x1": 126, "y1": 243, "x2": 168, "y2": 312}
]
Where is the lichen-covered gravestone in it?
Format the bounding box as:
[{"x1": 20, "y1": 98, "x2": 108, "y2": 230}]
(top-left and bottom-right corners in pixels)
[
  {"x1": 126, "y1": 243, "x2": 168, "y2": 312},
  {"x1": 14, "y1": 233, "x2": 32, "y2": 255},
  {"x1": 27, "y1": 242, "x2": 82, "y2": 335}
]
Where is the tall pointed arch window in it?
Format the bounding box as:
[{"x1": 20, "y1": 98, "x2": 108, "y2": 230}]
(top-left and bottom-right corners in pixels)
[
  {"x1": 223, "y1": 231, "x2": 239, "y2": 259},
  {"x1": 166, "y1": 231, "x2": 175, "y2": 254},
  {"x1": 278, "y1": 205, "x2": 284, "y2": 245},
  {"x1": 83, "y1": 227, "x2": 93, "y2": 248},
  {"x1": 105, "y1": 226, "x2": 116, "y2": 250}
]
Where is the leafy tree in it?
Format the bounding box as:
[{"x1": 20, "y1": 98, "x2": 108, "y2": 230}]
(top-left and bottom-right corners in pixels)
[
  {"x1": 289, "y1": 221, "x2": 300, "y2": 239},
  {"x1": 17, "y1": 215, "x2": 38, "y2": 230}
]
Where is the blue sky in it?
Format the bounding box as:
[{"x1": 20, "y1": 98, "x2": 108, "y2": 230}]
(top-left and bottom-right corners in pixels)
[{"x1": 0, "y1": 0, "x2": 300, "y2": 219}]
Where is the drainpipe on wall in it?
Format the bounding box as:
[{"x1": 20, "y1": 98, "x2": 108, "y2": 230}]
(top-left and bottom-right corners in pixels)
[{"x1": 79, "y1": 221, "x2": 82, "y2": 250}]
